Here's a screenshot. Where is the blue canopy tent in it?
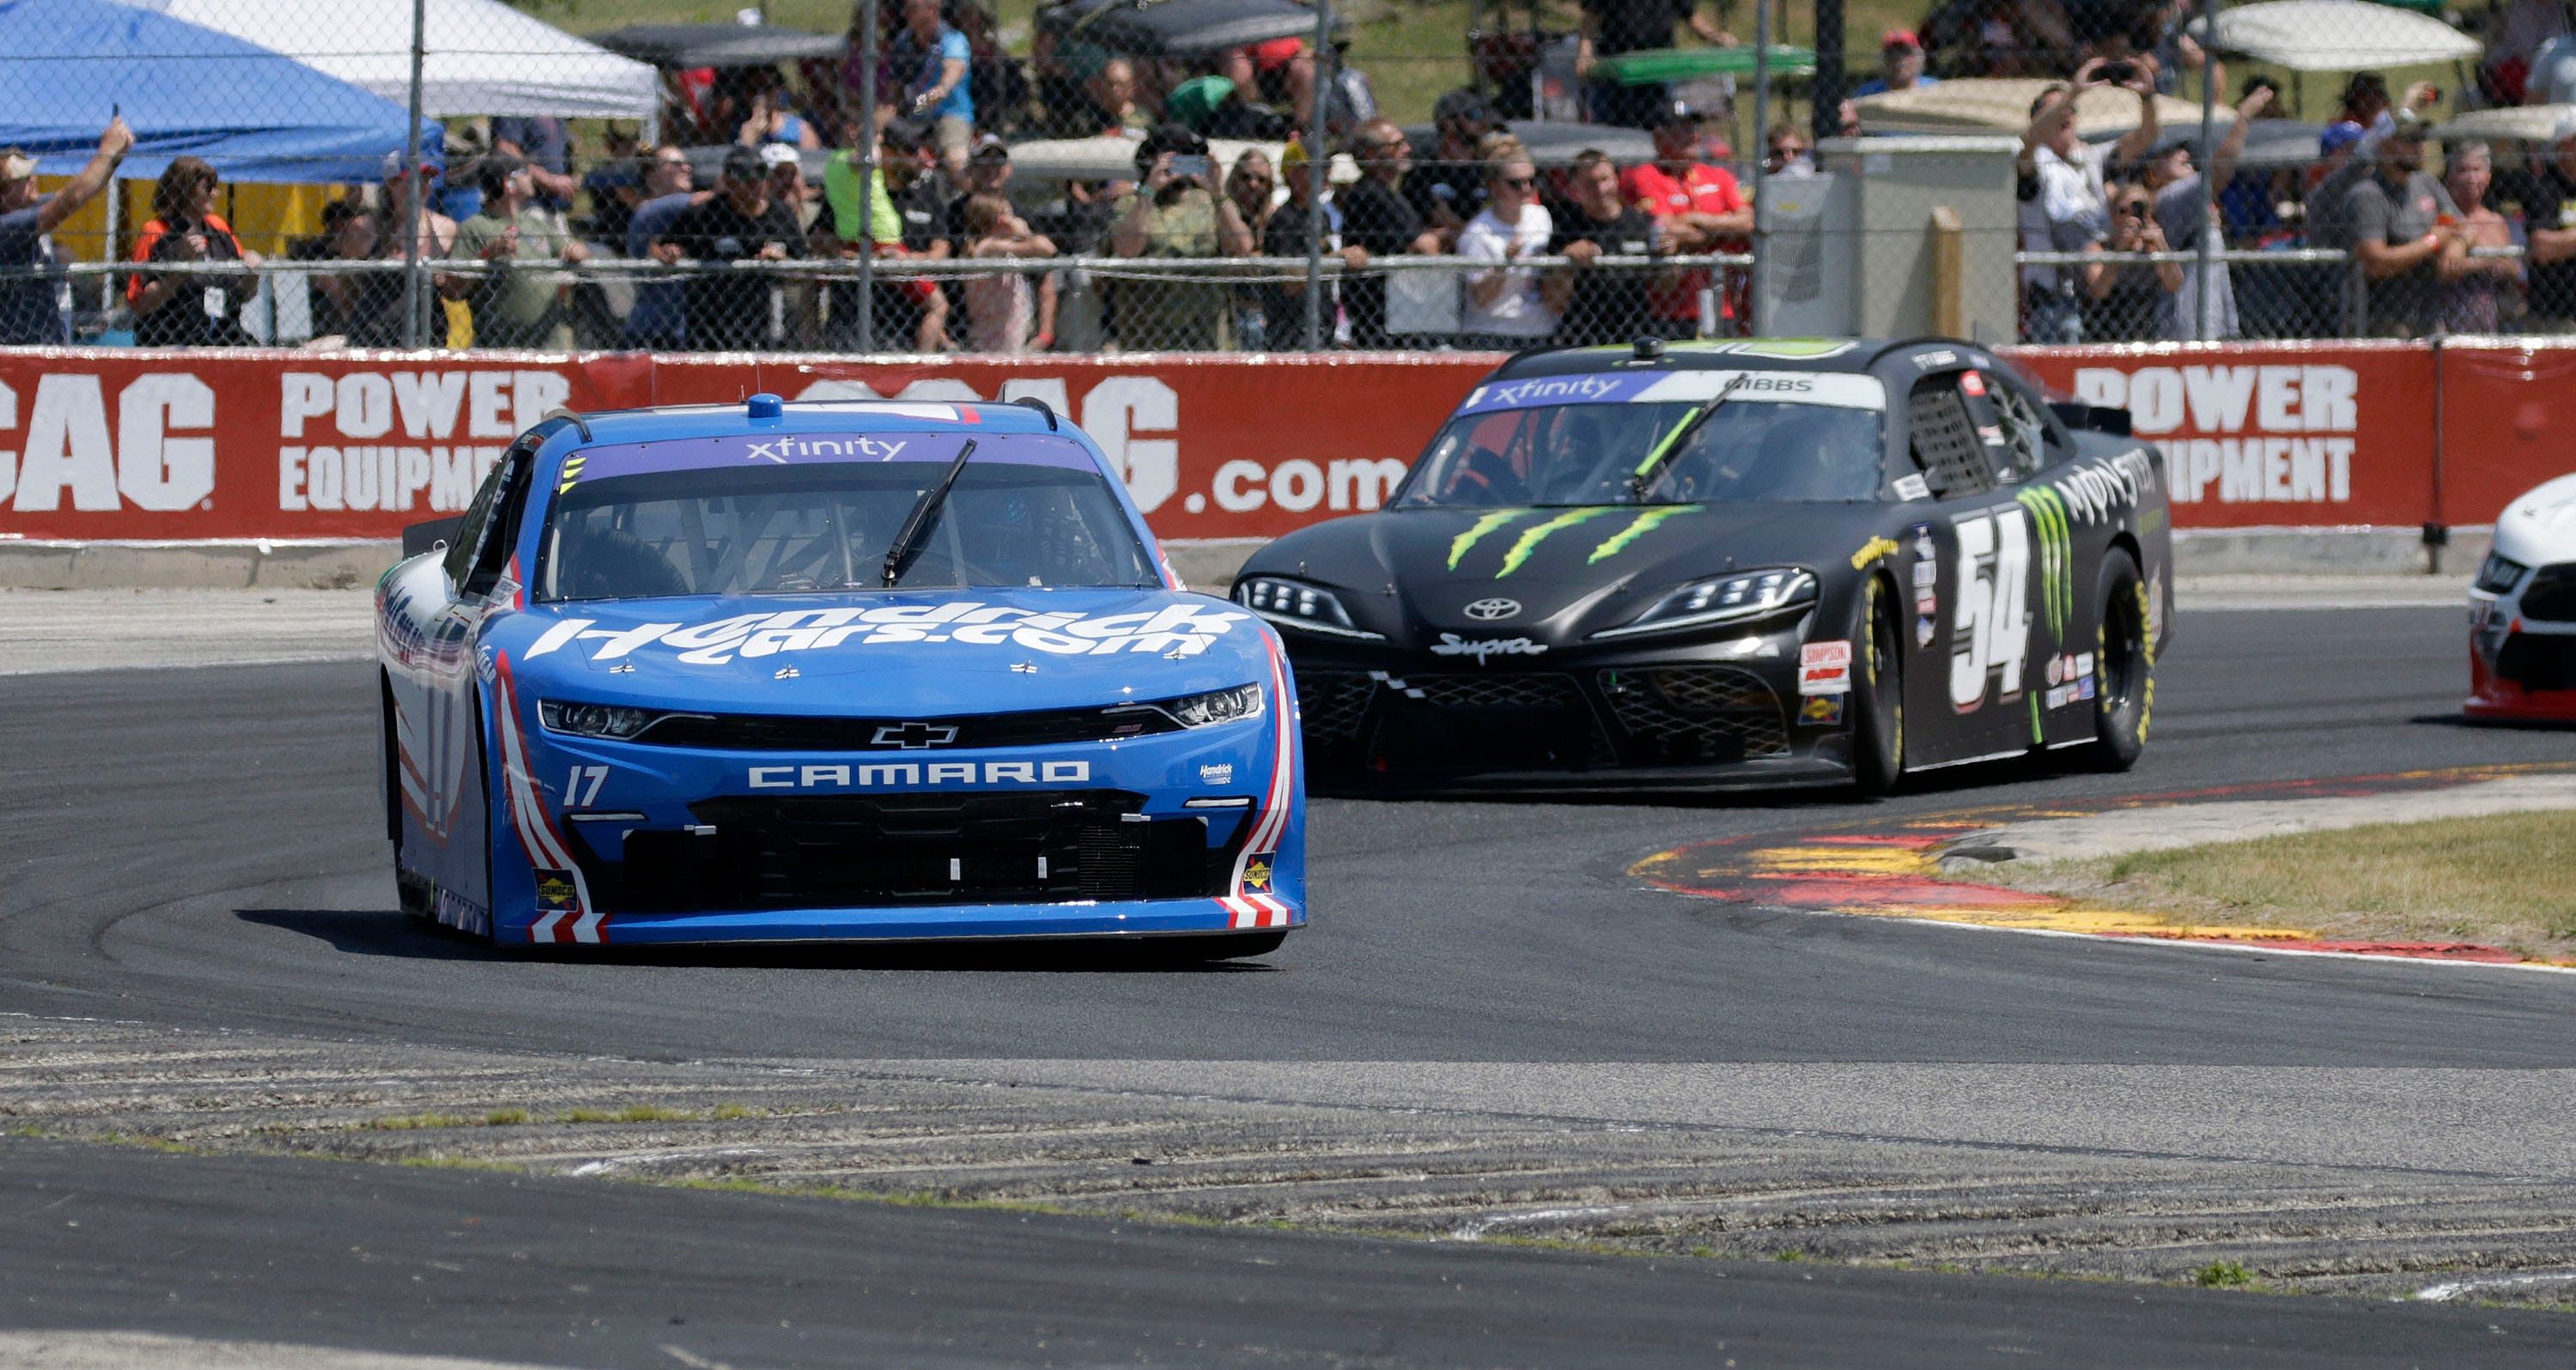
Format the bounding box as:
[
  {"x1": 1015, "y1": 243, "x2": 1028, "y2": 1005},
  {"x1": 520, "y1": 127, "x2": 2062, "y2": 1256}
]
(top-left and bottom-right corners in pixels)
[{"x1": 0, "y1": 0, "x2": 440, "y2": 183}]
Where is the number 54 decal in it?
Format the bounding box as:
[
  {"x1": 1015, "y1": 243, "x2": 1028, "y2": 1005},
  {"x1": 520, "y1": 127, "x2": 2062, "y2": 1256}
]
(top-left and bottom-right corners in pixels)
[{"x1": 1949, "y1": 506, "x2": 2032, "y2": 712}]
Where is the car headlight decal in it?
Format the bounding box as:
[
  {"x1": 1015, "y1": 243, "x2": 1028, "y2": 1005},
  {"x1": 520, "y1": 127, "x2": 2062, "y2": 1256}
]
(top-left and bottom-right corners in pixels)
[
  {"x1": 1233, "y1": 576, "x2": 1382, "y2": 640},
  {"x1": 1590, "y1": 568, "x2": 1818, "y2": 641},
  {"x1": 538, "y1": 700, "x2": 664, "y2": 739}
]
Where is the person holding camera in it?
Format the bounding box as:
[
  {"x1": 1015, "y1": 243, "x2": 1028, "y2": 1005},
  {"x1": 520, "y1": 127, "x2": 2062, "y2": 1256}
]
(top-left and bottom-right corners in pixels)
[
  {"x1": 1109, "y1": 124, "x2": 1255, "y2": 351},
  {"x1": 125, "y1": 156, "x2": 262, "y2": 348},
  {"x1": 2015, "y1": 57, "x2": 2162, "y2": 342}
]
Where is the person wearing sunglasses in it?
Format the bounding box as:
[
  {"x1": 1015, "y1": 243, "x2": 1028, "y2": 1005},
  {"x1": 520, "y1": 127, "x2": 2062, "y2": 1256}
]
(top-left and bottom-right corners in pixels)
[
  {"x1": 2084, "y1": 184, "x2": 2180, "y2": 342},
  {"x1": 1457, "y1": 151, "x2": 1558, "y2": 349},
  {"x1": 127, "y1": 155, "x2": 262, "y2": 348}
]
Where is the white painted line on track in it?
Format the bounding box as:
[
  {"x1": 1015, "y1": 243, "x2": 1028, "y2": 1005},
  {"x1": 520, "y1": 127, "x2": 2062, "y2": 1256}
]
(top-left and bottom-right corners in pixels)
[{"x1": 2413, "y1": 1270, "x2": 2576, "y2": 1301}]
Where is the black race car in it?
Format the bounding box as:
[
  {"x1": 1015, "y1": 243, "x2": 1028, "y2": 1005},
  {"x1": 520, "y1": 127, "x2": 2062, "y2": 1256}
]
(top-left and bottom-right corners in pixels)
[{"x1": 1232, "y1": 337, "x2": 2174, "y2": 794}]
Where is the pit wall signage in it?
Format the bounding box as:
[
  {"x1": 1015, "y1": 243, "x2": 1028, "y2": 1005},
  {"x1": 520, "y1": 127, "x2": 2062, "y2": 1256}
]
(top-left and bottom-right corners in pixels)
[{"x1": 0, "y1": 342, "x2": 2555, "y2": 542}]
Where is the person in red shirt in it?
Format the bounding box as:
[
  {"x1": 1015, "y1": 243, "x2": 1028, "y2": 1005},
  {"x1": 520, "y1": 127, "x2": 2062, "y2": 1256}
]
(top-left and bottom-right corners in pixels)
[{"x1": 1619, "y1": 100, "x2": 1751, "y2": 336}]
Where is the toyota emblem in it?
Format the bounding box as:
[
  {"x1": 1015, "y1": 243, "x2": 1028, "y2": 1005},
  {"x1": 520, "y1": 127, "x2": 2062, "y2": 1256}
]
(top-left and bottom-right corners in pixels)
[{"x1": 1461, "y1": 597, "x2": 1522, "y2": 621}]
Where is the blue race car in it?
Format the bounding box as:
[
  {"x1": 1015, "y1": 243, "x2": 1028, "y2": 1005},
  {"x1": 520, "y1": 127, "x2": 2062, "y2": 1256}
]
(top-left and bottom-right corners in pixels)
[{"x1": 376, "y1": 395, "x2": 1303, "y2": 955}]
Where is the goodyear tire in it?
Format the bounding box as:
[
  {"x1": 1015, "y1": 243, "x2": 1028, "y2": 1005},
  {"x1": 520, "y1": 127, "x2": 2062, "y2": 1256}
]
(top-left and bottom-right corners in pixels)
[
  {"x1": 2083, "y1": 549, "x2": 2152, "y2": 772},
  {"x1": 1851, "y1": 575, "x2": 1904, "y2": 797}
]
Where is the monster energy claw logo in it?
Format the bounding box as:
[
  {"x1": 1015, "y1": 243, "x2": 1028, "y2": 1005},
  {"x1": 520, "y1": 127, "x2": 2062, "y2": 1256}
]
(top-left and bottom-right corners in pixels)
[{"x1": 2016, "y1": 486, "x2": 2074, "y2": 642}]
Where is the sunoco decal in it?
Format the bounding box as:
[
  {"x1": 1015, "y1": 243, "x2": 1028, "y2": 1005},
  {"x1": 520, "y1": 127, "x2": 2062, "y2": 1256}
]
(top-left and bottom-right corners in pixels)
[{"x1": 525, "y1": 603, "x2": 1249, "y2": 666}]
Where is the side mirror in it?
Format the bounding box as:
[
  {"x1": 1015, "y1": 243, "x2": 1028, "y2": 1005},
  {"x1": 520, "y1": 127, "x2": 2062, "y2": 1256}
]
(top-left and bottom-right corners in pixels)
[{"x1": 403, "y1": 516, "x2": 465, "y2": 560}]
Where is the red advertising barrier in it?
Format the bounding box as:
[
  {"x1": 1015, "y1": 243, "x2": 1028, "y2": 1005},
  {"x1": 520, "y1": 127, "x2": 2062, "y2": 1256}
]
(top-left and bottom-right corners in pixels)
[
  {"x1": 2431, "y1": 340, "x2": 2576, "y2": 527},
  {"x1": 2000, "y1": 342, "x2": 2437, "y2": 530},
  {"x1": 0, "y1": 341, "x2": 2558, "y2": 544}
]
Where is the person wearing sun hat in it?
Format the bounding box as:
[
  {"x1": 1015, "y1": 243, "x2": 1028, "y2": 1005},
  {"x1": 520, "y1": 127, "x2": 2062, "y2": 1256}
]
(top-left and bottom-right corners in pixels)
[{"x1": 0, "y1": 115, "x2": 132, "y2": 344}]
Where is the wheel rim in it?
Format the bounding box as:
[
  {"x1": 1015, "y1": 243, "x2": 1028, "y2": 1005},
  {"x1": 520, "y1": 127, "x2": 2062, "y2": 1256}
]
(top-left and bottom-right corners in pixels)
[
  {"x1": 2099, "y1": 576, "x2": 2145, "y2": 730},
  {"x1": 1871, "y1": 584, "x2": 1902, "y2": 769}
]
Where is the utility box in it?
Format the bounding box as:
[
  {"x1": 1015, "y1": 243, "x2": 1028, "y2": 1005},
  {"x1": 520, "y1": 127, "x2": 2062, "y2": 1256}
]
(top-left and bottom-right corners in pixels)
[{"x1": 1759, "y1": 136, "x2": 2020, "y2": 342}]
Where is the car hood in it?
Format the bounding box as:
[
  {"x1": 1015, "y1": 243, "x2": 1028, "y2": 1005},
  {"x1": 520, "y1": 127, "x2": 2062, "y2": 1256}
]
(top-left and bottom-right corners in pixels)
[
  {"x1": 2494, "y1": 473, "x2": 2576, "y2": 567},
  {"x1": 1246, "y1": 504, "x2": 1899, "y2": 646},
  {"x1": 485, "y1": 587, "x2": 1276, "y2": 715}
]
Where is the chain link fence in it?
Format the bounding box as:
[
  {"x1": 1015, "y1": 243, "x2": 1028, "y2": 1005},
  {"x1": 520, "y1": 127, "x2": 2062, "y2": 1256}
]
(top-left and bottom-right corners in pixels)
[{"x1": 0, "y1": 0, "x2": 2562, "y2": 353}]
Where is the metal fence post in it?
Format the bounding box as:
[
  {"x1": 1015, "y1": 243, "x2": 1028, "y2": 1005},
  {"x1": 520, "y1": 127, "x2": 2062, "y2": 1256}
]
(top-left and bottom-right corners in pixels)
[
  {"x1": 398, "y1": 0, "x2": 426, "y2": 349},
  {"x1": 1749, "y1": 0, "x2": 1771, "y2": 338},
  {"x1": 856, "y1": 2, "x2": 879, "y2": 354},
  {"x1": 2192, "y1": 0, "x2": 2218, "y2": 341},
  {"x1": 1301, "y1": 0, "x2": 1331, "y2": 351}
]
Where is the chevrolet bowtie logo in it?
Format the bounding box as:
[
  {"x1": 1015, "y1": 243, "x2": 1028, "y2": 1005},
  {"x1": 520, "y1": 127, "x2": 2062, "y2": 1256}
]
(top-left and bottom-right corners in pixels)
[{"x1": 871, "y1": 721, "x2": 960, "y2": 749}]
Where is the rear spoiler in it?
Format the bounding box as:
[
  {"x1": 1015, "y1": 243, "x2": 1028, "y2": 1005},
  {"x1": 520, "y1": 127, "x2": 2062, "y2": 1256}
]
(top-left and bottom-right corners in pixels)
[
  {"x1": 401, "y1": 516, "x2": 464, "y2": 560},
  {"x1": 2050, "y1": 401, "x2": 2133, "y2": 438}
]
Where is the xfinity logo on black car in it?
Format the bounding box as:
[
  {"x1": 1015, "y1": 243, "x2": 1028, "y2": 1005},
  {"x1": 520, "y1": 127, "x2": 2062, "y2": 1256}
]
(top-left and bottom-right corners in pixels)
[
  {"x1": 1470, "y1": 374, "x2": 1624, "y2": 408},
  {"x1": 1461, "y1": 597, "x2": 1522, "y2": 621},
  {"x1": 872, "y1": 721, "x2": 959, "y2": 749},
  {"x1": 749, "y1": 761, "x2": 1092, "y2": 789}
]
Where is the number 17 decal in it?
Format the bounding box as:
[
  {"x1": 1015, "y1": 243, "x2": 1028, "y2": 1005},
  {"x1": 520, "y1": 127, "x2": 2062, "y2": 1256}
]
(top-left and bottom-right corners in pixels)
[
  {"x1": 564, "y1": 764, "x2": 609, "y2": 807},
  {"x1": 1948, "y1": 506, "x2": 2032, "y2": 712}
]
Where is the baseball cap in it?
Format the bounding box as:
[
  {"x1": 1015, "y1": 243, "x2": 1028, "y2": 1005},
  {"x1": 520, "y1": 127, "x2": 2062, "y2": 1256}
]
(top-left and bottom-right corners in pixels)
[
  {"x1": 1279, "y1": 137, "x2": 1309, "y2": 170},
  {"x1": 1881, "y1": 27, "x2": 1922, "y2": 50},
  {"x1": 757, "y1": 142, "x2": 800, "y2": 171},
  {"x1": 475, "y1": 152, "x2": 525, "y2": 197},
  {"x1": 720, "y1": 145, "x2": 764, "y2": 181},
  {"x1": 1656, "y1": 97, "x2": 1719, "y2": 126},
  {"x1": 1433, "y1": 88, "x2": 1495, "y2": 126},
  {"x1": 0, "y1": 148, "x2": 35, "y2": 183},
  {"x1": 968, "y1": 132, "x2": 1011, "y2": 163},
  {"x1": 2318, "y1": 121, "x2": 2366, "y2": 155}
]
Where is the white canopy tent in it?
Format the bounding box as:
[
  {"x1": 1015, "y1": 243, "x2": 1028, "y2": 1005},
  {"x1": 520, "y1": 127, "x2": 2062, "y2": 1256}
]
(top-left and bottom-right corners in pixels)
[
  {"x1": 127, "y1": 0, "x2": 658, "y2": 120},
  {"x1": 1854, "y1": 79, "x2": 2230, "y2": 140},
  {"x1": 2190, "y1": 0, "x2": 2482, "y2": 71},
  {"x1": 2438, "y1": 102, "x2": 2576, "y2": 142}
]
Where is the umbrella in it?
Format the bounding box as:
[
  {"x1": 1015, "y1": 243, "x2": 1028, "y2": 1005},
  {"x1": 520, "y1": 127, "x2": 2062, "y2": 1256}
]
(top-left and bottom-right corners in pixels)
[
  {"x1": 1855, "y1": 79, "x2": 2229, "y2": 141},
  {"x1": 1037, "y1": 0, "x2": 1343, "y2": 60},
  {"x1": 2189, "y1": 0, "x2": 2479, "y2": 71},
  {"x1": 590, "y1": 23, "x2": 844, "y2": 70}
]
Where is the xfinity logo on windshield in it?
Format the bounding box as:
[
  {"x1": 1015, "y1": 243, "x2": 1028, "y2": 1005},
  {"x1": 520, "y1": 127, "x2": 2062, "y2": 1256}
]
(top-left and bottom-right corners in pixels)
[
  {"x1": 749, "y1": 761, "x2": 1091, "y2": 789},
  {"x1": 744, "y1": 435, "x2": 910, "y2": 464},
  {"x1": 1471, "y1": 374, "x2": 1624, "y2": 409},
  {"x1": 1461, "y1": 597, "x2": 1522, "y2": 621}
]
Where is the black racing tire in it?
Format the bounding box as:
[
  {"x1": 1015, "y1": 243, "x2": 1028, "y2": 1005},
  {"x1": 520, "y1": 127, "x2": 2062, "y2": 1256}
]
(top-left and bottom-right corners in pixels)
[
  {"x1": 2082, "y1": 548, "x2": 2153, "y2": 772},
  {"x1": 1138, "y1": 931, "x2": 1289, "y2": 964},
  {"x1": 1850, "y1": 574, "x2": 1905, "y2": 797}
]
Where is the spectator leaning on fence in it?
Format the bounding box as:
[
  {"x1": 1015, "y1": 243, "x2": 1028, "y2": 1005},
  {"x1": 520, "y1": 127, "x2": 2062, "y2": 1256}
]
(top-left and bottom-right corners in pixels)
[
  {"x1": 125, "y1": 156, "x2": 261, "y2": 348},
  {"x1": 1545, "y1": 148, "x2": 1661, "y2": 348},
  {"x1": 2141, "y1": 81, "x2": 2275, "y2": 341},
  {"x1": 2493, "y1": 112, "x2": 2576, "y2": 332},
  {"x1": 1624, "y1": 100, "x2": 1749, "y2": 339},
  {"x1": 2015, "y1": 59, "x2": 2162, "y2": 343},
  {"x1": 1110, "y1": 124, "x2": 1253, "y2": 352},
  {"x1": 2342, "y1": 109, "x2": 2458, "y2": 337},
  {"x1": 946, "y1": 136, "x2": 1055, "y2": 349},
  {"x1": 1224, "y1": 149, "x2": 1279, "y2": 347},
  {"x1": 2438, "y1": 141, "x2": 2520, "y2": 335},
  {"x1": 961, "y1": 192, "x2": 1056, "y2": 354},
  {"x1": 623, "y1": 144, "x2": 708, "y2": 350},
  {"x1": 2086, "y1": 182, "x2": 2178, "y2": 342},
  {"x1": 662, "y1": 146, "x2": 805, "y2": 353},
  {"x1": 1458, "y1": 149, "x2": 1558, "y2": 349},
  {"x1": 1261, "y1": 138, "x2": 1365, "y2": 348},
  {"x1": 1339, "y1": 118, "x2": 1438, "y2": 349},
  {"x1": 349, "y1": 154, "x2": 457, "y2": 349},
  {"x1": 443, "y1": 155, "x2": 592, "y2": 350},
  {"x1": 0, "y1": 118, "x2": 131, "y2": 345}
]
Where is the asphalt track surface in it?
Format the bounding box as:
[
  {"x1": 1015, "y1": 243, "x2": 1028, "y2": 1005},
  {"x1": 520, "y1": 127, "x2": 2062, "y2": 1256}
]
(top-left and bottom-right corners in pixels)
[{"x1": 5, "y1": 602, "x2": 2575, "y2": 1366}]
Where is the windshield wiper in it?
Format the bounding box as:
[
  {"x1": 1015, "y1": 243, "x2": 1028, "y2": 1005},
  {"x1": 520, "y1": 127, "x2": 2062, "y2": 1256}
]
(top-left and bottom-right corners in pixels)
[
  {"x1": 1626, "y1": 373, "x2": 1751, "y2": 502},
  {"x1": 881, "y1": 438, "x2": 976, "y2": 587}
]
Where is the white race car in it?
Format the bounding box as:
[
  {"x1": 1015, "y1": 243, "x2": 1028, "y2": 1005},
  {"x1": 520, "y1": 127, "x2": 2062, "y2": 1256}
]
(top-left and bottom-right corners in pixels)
[{"x1": 2467, "y1": 474, "x2": 2576, "y2": 723}]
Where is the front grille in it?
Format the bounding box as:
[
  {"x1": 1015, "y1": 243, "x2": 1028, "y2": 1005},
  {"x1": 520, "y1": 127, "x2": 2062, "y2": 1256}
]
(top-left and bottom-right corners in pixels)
[
  {"x1": 571, "y1": 790, "x2": 1237, "y2": 913},
  {"x1": 1403, "y1": 672, "x2": 1587, "y2": 711},
  {"x1": 1598, "y1": 666, "x2": 1789, "y2": 762},
  {"x1": 1294, "y1": 669, "x2": 1376, "y2": 743},
  {"x1": 2497, "y1": 633, "x2": 2576, "y2": 691},
  {"x1": 2521, "y1": 564, "x2": 2576, "y2": 621},
  {"x1": 1371, "y1": 670, "x2": 1616, "y2": 769},
  {"x1": 635, "y1": 703, "x2": 1186, "y2": 752}
]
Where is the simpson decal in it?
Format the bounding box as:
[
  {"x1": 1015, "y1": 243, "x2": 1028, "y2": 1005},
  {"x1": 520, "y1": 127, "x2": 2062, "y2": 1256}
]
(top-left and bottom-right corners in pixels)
[{"x1": 1799, "y1": 640, "x2": 1853, "y2": 696}]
